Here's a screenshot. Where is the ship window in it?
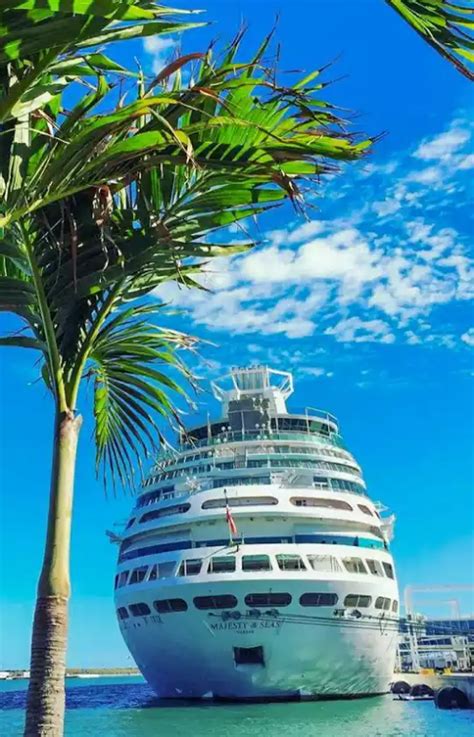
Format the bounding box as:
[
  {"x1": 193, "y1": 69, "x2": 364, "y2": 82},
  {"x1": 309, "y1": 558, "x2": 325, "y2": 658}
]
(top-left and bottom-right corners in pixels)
[
  {"x1": 208, "y1": 556, "x2": 236, "y2": 574},
  {"x1": 392, "y1": 600, "x2": 399, "y2": 613},
  {"x1": 126, "y1": 517, "x2": 136, "y2": 529},
  {"x1": 234, "y1": 646, "x2": 265, "y2": 666},
  {"x1": 366, "y1": 559, "x2": 384, "y2": 576},
  {"x1": 117, "y1": 571, "x2": 129, "y2": 588},
  {"x1": 193, "y1": 595, "x2": 238, "y2": 610},
  {"x1": 178, "y1": 558, "x2": 202, "y2": 576},
  {"x1": 276, "y1": 554, "x2": 306, "y2": 571},
  {"x1": 242, "y1": 555, "x2": 272, "y2": 572},
  {"x1": 300, "y1": 592, "x2": 338, "y2": 607},
  {"x1": 129, "y1": 566, "x2": 148, "y2": 584},
  {"x1": 343, "y1": 594, "x2": 372, "y2": 608},
  {"x1": 148, "y1": 564, "x2": 158, "y2": 581},
  {"x1": 330, "y1": 478, "x2": 365, "y2": 494},
  {"x1": 153, "y1": 598, "x2": 188, "y2": 613},
  {"x1": 313, "y1": 477, "x2": 330, "y2": 488},
  {"x1": 244, "y1": 593, "x2": 292, "y2": 607},
  {"x1": 129, "y1": 602, "x2": 151, "y2": 616},
  {"x1": 212, "y1": 476, "x2": 271, "y2": 488},
  {"x1": 158, "y1": 561, "x2": 177, "y2": 579},
  {"x1": 307, "y1": 555, "x2": 342, "y2": 573},
  {"x1": 140, "y1": 503, "x2": 190, "y2": 524},
  {"x1": 375, "y1": 597, "x2": 391, "y2": 611},
  {"x1": 382, "y1": 562, "x2": 394, "y2": 579},
  {"x1": 202, "y1": 496, "x2": 278, "y2": 509},
  {"x1": 343, "y1": 557, "x2": 367, "y2": 574},
  {"x1": 117, "y1": 607, "x2": 129, "y2": 620},
  {"x1": 358, "y1": 504, "x2": 373, "y2": 517},
  {"x1": 114, "y1": 574, "x2": 119, "y2": 590},
  {"x1": 290, "y1": 497, "x2": 352, "y2": 511}
]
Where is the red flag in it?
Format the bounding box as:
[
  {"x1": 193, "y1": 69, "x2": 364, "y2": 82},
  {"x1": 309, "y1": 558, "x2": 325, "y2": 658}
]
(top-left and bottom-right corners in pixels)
[{"x1": 226, "y1": 505, "x2": 238, "y2": 538}]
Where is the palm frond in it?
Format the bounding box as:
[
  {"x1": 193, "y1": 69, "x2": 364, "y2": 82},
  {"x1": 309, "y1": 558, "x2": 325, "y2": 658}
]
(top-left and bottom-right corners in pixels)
[
  {"x1": 386, "y1": 0, "x2": 474, "y2": 79},
  {"x1": 89, "y1": 306, "x2": 195, "y2": 489},
  {"x1": 0, "y1": 32, "x2": 376, "y2": 488},
  {"x1": 0, "y1": 1, "x2": 205, "y2": 123}
]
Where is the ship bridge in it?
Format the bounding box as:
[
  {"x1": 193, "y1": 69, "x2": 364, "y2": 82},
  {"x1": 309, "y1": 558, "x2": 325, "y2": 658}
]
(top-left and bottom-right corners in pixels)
[
  {"x1": 211, "y1": 365, "x2": 293, "y2": 417},
  {"x1": 183, "y1": 365, "x2": 339, "y2": 447}
]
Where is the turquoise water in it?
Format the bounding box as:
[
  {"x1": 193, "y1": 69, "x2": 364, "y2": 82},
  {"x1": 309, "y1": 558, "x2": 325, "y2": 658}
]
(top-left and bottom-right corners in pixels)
[{"x1": 1, "y1": 677, "x2": 472, "y2": 737}]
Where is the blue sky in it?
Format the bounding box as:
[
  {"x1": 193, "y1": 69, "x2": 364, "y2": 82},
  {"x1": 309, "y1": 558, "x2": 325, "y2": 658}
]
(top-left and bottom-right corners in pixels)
[{"x1": 0, "y1": 0, "x2": 473, "y2": 668}]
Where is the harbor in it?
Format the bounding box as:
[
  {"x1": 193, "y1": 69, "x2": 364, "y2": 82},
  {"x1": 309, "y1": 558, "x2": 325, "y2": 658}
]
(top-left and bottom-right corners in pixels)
[{"x1": 1, "y1": 676, "x2": 473, "y2": 737}]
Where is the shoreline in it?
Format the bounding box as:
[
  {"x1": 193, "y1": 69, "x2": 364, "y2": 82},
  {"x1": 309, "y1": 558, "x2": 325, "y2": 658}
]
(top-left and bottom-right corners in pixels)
[{"x1": 0, "y1": 669, "x2": 140, "y2": 681}]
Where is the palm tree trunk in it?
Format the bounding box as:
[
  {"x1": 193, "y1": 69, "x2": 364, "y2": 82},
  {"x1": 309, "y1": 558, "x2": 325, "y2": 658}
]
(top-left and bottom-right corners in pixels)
[{"x1": 24, "y1": 410, "x2": 82, "y2": 737}]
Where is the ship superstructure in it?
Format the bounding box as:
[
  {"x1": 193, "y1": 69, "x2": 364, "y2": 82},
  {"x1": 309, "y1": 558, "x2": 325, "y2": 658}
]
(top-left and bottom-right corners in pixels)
[{"x1": 114, "y1": 366, "x2": 398, "y2": 699}]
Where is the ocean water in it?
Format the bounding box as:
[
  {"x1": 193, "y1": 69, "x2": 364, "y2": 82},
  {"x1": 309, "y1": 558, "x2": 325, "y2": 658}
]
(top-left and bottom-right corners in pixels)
[{"x1": 0, "y1": 677, "x2": 472, "y2": 737}]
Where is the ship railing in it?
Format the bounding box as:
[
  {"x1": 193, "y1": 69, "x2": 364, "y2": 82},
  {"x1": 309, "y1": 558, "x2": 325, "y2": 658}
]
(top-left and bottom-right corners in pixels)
[
  {"x1": 179, "y1": 429, "x2": 345, "y2": 452},
  {"x1": 289, "y1": 406, "x2": 339, "y2": 427}
]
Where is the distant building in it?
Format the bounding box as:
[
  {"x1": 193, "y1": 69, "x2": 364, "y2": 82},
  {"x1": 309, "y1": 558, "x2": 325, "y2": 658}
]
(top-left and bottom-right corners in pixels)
[
  {"x1": 397, "y1": 616, "x2": 474, "y2": 672},
  {"x1": 425, "y1": 617, "x2": 474, "y2": 668}
]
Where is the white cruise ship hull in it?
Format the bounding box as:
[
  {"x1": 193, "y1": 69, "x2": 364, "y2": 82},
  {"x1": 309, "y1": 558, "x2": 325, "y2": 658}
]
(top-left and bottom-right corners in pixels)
[{"x1": 117, "y1": 577, "x2": 398, "y2": 700}]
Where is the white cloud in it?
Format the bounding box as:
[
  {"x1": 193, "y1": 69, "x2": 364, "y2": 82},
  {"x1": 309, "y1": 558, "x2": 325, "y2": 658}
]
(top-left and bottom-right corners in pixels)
[
  {"x1": 266, "y1": 219, "x2": 327, "y2": 246},
  {"x1": 324, "y1": 317, "x2": 395, "y2": 344},
  {"x1": 300, "y1": 366, "x2": 334, "y2": 378},
  {"x1": 153, "y1": 113, "x2": 472, "y2": 349},
  {"x1": 458, "y1": 154, "x2": 474, "y2": 170},
  {"x1": 360, "y1": 161, "x2": 398, "y2": 178},
  {"x1": 143, "y1": 36, "x2": 178, "y2": 74},
  {"x1": 372, "y1": 199, "x2": 401, "y2": 217},
  {"x1": 406, "y1": 166, "x2": 443, "y2": 185},
  {"x1": 414, "y1": 127, "x2": 470, "y2": 162},
  {"x1": 461, "y1": 328, "x2": 474, "y2": 347}
]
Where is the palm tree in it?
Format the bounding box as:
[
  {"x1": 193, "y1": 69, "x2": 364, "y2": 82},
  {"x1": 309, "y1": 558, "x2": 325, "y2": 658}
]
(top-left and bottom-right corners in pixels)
[{"x1": 0, "y1": 18, "x2": 374, "y2": 735}]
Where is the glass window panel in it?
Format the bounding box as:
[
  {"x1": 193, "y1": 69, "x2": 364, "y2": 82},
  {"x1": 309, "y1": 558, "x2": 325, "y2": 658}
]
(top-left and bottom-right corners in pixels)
[
  {"x1": 178, "y1": 559, "x2": 202, "y2": 576},
  {"x1": 343, "y1": 558, "x2": 367, "y2": 574},
  {"x1": 193, "y1": 595, "x2": 238, "y2": 610},
  {"x1": 382, "y1": 562, "x2": 394, "y2": 579},
  {"x1": 242, "y1": 555, "x2": 272, "y2": 571},
  {"x1": 159, "y1": 561, "x2": 177, "y2": 579},
  {"x1": 366, "y1": 559, "x2": 384, "y2": 576},
  {"x1": 129, "y1": 602, "x2": 151, "y2": 616},
  {"x1": 153, "y1": 598, "x2": 188, "y2": 613},
  {"x1": 245, "y1": 593, "x2": 292, "y2": 607},
  {"x1": 300, "y1": 592, "x2": 338, "y2": 607},
  {"x1": 344, "y1": 594, "x2": 372, "y2": 608},
  {"x1": 307, "y1": 555, "x2": 342, "y2": 573},
  {"x1": 276, "y1": 554, "x2": 306, "y2": 571},
  {"x1": 118, "y1": 571, "x2": 129, "y2": 587},
  {"x1": 129, "y1": 566, "x2": 148, "y2": 584},
  {"x1": 290, "y1": 497, "x2": 352, "y2": 511},
  {"x1": 208, "y1": 556, "x2": 236, "y2": 573}
]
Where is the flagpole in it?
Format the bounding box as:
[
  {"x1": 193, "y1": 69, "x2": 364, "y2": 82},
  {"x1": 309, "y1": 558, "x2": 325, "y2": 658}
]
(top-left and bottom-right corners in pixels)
[
  {"x1": 223, "y1": 488, "x2": 238, "y2": 548},
  {"x1": 224, "y1": 488, "x2": 232, "y2": 546}
]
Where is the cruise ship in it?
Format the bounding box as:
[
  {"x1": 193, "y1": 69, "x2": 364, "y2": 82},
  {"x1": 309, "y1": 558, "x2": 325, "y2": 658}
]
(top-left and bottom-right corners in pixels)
[{"x1": 114, "y1": 365, "x2": 399, "y2": 700}]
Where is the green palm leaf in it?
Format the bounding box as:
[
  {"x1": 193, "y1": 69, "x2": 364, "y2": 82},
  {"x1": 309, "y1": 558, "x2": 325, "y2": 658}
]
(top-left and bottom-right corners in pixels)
[
  {"x1": 386, "y1": 0, "x2": 474, "y2": 79},
  {"x1": 89, "y1": 308, "x2": 193, "y2": 488},
  {"x1": 1, "y1": 30, "x2": 375, "y2": 488},
  {"x1": 0, "y1": 1, "x2": 205, "y2": 123}
]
